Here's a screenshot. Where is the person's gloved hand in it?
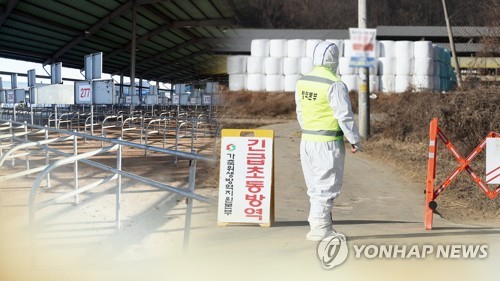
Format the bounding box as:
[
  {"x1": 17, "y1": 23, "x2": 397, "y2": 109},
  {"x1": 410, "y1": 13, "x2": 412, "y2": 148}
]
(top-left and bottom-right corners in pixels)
[{"x1": 351, "y1": 143, "x2": 363, "y2": 153}]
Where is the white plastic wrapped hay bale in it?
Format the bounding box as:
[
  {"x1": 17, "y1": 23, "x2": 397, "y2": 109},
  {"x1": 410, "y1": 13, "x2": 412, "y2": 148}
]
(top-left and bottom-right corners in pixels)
[
  {"x1": 361, "y1": 62, "x2": 378, "y2": 75},
  {"x1": 443, "y1": 49, "x2": 451, "y2": 63},
  {"x1": 414, "y1": 41, "x2": 433, "y2": 58},
  {"x1": 414, "y1": 58, "x2": 434, "y2": 76},
  {"x1": 338, "y1": 57, "x2": 356, "y2": 75},
  {"x1": 325, "y1": 39, "x2": 344, "y2": 57},
  {"x1": 229, "y1": 74, "x2": 246, "y2": 91},
  {"x1": 433, "y1": 61, "x2": 441, "y2": 77},
  {"x1": 380, "y1": 75, "x2": 396, "y2": 92},
  {"x1": 343, "y1": 39, "x2": 354, "y2": 57},
  {"x1": 395, "y1": 75, "x2": 413, "y2": 93},
  {"x1": 247, "y1": 56, "x2": 265, "y2": 74},
  {"x1": 369, "y1": 75, "x2": 380, "y2": 92},
  {"x1": 247, "y1": 74, "x2": 266, "y2": 91},
  {"x1": 395, "y1": 57, "x2": 413, "y2": 75},
  {"x1": 341, "y1": 75, "x2": 358, "y2": 91},
  {"x1": 433, "y1": 76, "x2": 440, "y2": 92},
  {"x1": 287, "y1": 39, "x2": 306, "y2": 58},
  {"x1": 283, "y1": 57, "x2": 301, "y2": 75},
  {"x1": 377, "y1": 57, "x2": 395, "y2": 75},
  {"x1": 264, "y1": 57, "x2": 283, "y2": 75},
  {"x1": 251, "y1": 39, "x2": 270, "y2": 57},
  {"x1": 306, "y1": 39, "x2": 323, "y2": 58},
  {"x1": 284, "y1": 74, "x2": 301, "y2": 92},
  {"x1": 432, "y1": 44, "x2": 440, "y2": 61},
  {"x1": 269, "y1": 39, "x2": 288, "y2": 58},
  {"x1": 300, "y1": 57, "x2": 314, "y2": 75},
  {"x1": 226, "y1": 55, "x2": 248, "y2": 74},
  {"x1": 266, "y1": 75, "x2": 284, "y2": 92},
  {"x1": 379, "y1": 40, "x2": 396, "y2": 58},
  {"x1": 394, "y1": 41, "x2": 414, "y2": 58},
  {"x1": 413, "y1": 75, "x2": 433, "y2": 92}
]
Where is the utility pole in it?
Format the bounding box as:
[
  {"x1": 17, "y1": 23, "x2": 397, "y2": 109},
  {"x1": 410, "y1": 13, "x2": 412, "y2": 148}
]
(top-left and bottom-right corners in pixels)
[
  {"x1": 358, "y1": 0, "x2": 370, "y2": 139},
  {"x1": 441, "y1": 0, "x2": 462, "y2": 88}
]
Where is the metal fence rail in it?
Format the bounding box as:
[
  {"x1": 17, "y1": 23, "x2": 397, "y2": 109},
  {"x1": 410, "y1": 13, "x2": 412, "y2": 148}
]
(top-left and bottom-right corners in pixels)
[{"x1": 0, "y1": 118, "x2": 216, "y2": 253}]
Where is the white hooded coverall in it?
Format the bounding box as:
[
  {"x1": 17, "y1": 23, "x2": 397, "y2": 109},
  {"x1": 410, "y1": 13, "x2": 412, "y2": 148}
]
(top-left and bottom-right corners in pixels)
[{"x1": 295, "y1": 42, "x2": 361, "y2": 237}]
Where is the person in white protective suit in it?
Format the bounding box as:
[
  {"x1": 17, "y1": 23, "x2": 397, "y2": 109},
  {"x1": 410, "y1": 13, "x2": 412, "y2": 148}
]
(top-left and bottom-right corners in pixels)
[{"x1": 295, "y1": 41, "x2": 363, "y2": 241}]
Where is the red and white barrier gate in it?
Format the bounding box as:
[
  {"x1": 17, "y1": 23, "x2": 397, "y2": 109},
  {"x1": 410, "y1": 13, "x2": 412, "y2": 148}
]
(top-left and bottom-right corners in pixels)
[{"x1": 425, "y1": 118, "x2": 500, "y2": 230}]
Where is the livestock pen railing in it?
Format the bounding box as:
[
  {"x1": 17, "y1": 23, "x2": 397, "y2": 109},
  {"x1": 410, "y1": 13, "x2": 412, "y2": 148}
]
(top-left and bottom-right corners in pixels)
[
  {"x1": 1, "y1": 104, "x2": 221, "y2": 158},
  {"x1": 0, "y1": 119, "x2": 216, "y2": 253}
]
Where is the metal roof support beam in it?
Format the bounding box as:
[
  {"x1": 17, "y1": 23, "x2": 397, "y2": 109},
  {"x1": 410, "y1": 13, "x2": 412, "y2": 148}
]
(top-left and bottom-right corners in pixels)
[
  {"x1": 104, "y1": 24, "x2": 175, "y2": 61},
  {"x1": 118, "y1": 39, "x2": 198, "y2": 73},
  {"x1": 0, "y1": 0, "x2": 19, "y2": 28},
  {"x1": 43, "y1": 0, "x2": 135, "y2": 64},
  {"x1": 145, "y1": 49, "x2": 211, "y2": 78},
  {"x1": 173, "y1": 19, "x2": 236, "y2": 28},
  {"x1": 142, "y1": 3, "x2": 173, "y2": 25},
  {"x1": 223, "y1": 0, "x2": 242, "y2": 23}
]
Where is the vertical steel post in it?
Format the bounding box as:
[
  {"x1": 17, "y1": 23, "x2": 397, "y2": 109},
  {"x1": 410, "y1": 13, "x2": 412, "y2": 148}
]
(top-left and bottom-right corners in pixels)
[
  {"x1": 183, "y1": 158, "x2": 197, "y2": 251},
  {"x1": 90, "y1": 105, "x2": 94, "y2": 136},
  {"x1": 44, "y1": 125, "x2": 51, "y2": 188},
  {"x1": 30, "y1": 105, "x2": 34, "y2": 126},
  {"x1": 116, "y1": 138, "x2": 122, "y2": 229},
  {"x1": 9, "y1": 120, "x2": 14, "y2": 167},
  {"x1": 73, "y1": 134, "x2": 79, "y2": 204},
  {"x1": 24, "y1": 121, "x2": 29, "y2": 171},
  {"x1": 54, "y1": 104, "x2": 58, "y2": 129}
]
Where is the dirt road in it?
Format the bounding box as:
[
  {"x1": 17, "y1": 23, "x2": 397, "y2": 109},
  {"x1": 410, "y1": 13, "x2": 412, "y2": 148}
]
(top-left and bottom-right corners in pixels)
[{"x1": 1, "y1": 121, "x2": 500, "y2": 281}]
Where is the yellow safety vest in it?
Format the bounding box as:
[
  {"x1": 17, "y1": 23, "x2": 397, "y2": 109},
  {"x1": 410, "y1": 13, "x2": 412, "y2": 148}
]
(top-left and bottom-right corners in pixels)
[{"x1": 296, "y1": 67, "x2": 344, "y2": 142}]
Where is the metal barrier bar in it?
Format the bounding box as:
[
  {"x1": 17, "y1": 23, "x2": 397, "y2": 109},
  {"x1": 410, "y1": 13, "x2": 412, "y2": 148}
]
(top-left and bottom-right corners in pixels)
[
  {"x1": 1, "y1": 119, "x2": 213, "y2": 162},
  {"x1": 29, "y1": 144, "x2": 119, "y2": 225}
]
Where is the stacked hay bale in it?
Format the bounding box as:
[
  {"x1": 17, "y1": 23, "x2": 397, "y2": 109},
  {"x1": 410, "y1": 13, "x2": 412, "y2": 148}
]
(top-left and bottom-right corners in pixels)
[{"x1": 227, "y1": 38, "x2": 456, "y2": 93}]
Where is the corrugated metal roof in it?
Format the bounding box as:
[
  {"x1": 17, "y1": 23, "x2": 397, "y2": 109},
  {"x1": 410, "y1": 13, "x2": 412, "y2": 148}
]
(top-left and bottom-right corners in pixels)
[{"x1": 0, "y1": 0, "x2": 250, "y2": 82}]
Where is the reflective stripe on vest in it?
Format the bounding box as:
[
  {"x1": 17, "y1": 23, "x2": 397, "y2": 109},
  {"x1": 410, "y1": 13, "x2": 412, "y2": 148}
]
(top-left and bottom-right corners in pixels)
[{"x1": 297, "y1": 67, "x2": 343, "y2": 142}]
